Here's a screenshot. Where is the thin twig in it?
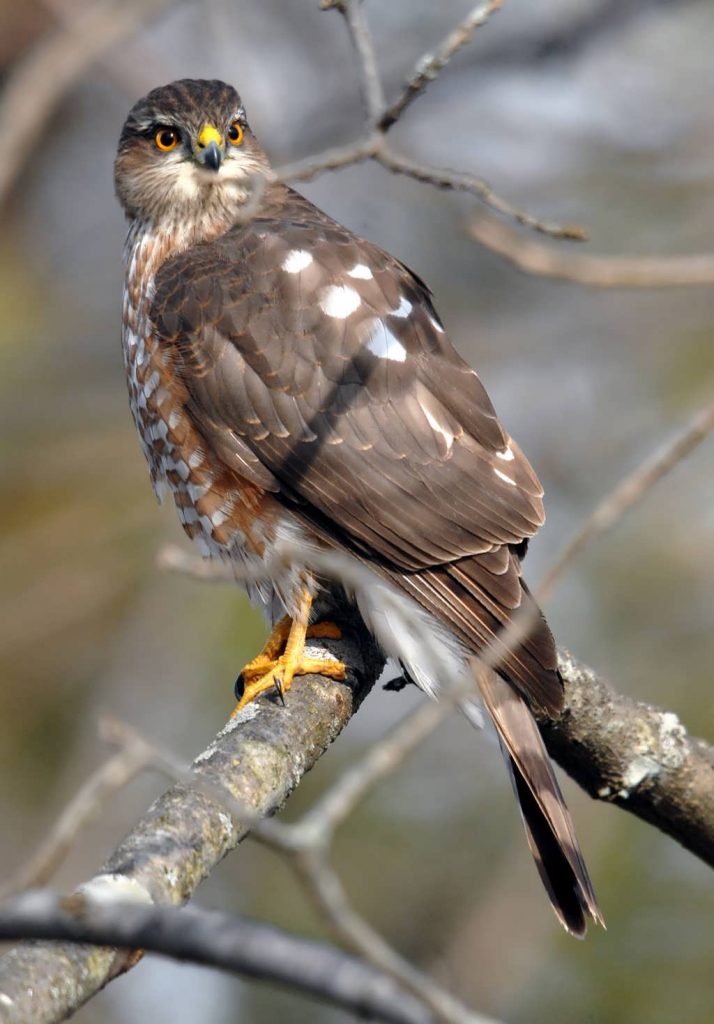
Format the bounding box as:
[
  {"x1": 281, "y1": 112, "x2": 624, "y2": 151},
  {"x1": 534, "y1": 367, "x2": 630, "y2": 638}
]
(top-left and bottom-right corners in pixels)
[
  {"x1": 322, "y1": 0, "x2": 385, "y2": 124},
  {"x1": 0, "y1": 890, "x2": 441, "y2": 1024},
  {"x1": 290, "y1": 848, "x2": 498, "y2": 1024},
  {"x1": 379, "y1": 149, "x2": 587, "y2": 240},
  {"x1": 0, "y1": 721, "x2": 155, "y2": 901},
  {"x1": 470, "y1": 211, "x2": 714, "y2": 286},
  {"x1": 379, "y1": 0, "x2": 504, "y2": 131},
  {"x1": 300, "y1": 699, "x2": 451, "y2": 839},
  {"x1": 0, "y1": 605, "x2": 387, "y2": 1023},
  {"x1": 278, "y1": 3, "x2": 585, "y2": 240},
  {"x1": 538, "y1": 399, "x2": 714, "y2": 600},
  {"x1": 275, "y1": 135, "x2": 380, "y2": 184}
]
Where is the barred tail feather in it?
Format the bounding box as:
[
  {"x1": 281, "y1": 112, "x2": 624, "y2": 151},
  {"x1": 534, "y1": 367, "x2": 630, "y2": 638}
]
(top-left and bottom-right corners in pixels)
[{"x1": 476, "y1": 666, "x2": 604, "y2": 936}]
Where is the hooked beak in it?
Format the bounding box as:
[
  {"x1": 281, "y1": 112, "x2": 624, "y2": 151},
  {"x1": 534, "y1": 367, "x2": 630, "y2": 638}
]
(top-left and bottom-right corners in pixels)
[{"x1": 195, "y1": 123, "x2": 223, "y2": 172}]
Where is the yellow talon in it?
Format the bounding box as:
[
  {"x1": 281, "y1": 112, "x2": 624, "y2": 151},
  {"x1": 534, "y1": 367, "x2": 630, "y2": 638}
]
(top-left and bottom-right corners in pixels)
[{"x1": 231, "y1": 591, "x2": 345, "y2": 716}]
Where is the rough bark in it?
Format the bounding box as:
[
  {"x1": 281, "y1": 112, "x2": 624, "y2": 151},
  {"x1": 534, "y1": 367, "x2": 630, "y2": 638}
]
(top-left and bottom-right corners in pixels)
[
  {"x1": 0, "y1": 625, "x2": 711, "y2": 1022},
  {"x1": 0, "y1": 604, "x2": 383, "y2": 1024},
  {"x1": 544, "y1": 650, "x2": 714, "y2": 865}
]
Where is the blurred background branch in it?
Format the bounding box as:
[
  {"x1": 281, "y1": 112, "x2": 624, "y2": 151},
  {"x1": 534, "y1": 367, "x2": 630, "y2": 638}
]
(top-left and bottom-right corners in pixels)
[
  {"x1": 0, "y1": 606, "x2": 388, "y2": 1022},
  {"x1": 0, "y1": 0, "x2": 179, "y2": 206},
  {"x1": 0, "y1": 890, "x2": 466, "y2": 1024},
  {"x1": 470, "y1": 211, "x2": 714, "y2": 286}
]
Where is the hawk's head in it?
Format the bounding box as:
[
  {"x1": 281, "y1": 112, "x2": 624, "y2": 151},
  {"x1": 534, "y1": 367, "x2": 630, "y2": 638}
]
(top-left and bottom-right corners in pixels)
[{"x1": 114, "y1": 79, "x2": 269, "y2": 223}]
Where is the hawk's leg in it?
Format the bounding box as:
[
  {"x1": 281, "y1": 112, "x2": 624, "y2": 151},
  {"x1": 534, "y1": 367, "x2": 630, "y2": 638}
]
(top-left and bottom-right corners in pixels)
[{"x1": 231, "y1": 589, "x2": 346, "y2": 715}]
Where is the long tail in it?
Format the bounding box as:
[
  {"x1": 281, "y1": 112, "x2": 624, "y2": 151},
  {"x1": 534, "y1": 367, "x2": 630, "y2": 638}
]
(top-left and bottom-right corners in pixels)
[{"x1": 476, "y1": 666, "x2": 604, "y2": 937}]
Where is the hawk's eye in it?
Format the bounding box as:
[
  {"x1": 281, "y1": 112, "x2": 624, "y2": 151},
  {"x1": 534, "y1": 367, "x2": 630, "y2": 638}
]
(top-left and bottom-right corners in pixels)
[
  {"x1": 227, "y1": 121, "x2": 243, "y2": 146},
  {"x1": 154, "y1": 127, "x2": 180, "y2": 152}
]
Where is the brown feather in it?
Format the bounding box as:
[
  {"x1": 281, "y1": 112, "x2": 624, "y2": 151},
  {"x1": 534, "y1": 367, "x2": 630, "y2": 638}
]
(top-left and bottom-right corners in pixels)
[
  {"x1": 115, "y1": 80, "x2": 601, "y2": 935},
  {"x1": 151, "y1": 187, "x2": 545, "y2": 570},
  {"x1": 476, "y1": 667, "x2": 603, "y2": 935}
]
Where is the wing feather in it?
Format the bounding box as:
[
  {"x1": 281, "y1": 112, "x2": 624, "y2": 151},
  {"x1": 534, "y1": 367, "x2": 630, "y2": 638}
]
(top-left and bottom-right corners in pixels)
[
  {"x1": 151, "y1": 188, "x2": 544, "y2": 572},
  {"x1": 151, "y1": 186, "x2": 561, "y2": 710}
]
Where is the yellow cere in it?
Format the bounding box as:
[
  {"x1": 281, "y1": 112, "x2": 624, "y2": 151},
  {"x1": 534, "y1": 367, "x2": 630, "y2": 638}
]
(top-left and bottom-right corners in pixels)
[{"x1": 197, "y1": 123, "x2": 223, "y2": 149}]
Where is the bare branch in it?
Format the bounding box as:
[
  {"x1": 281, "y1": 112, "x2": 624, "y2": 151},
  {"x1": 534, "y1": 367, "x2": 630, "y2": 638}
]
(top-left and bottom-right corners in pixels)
[
  {"x1": 288, "y1": 848, "x2": 498, "y2": 1024},
  {"x1": 0, "y1": 604, "x2": 385, "y2": 1022},
  {"x1": 0, "y1": 721, "x2": 155, "y2": 901},
  {"x1": 538, "y1": 399, "x2": 714, "y2": 600},
  {"x1": 301, "y1": 698, "x2": 451, "y2": 839},
  {"x1": 470, "y1": 211, "x2": 714, "y2": 286},
  {"x1": 322, "y1": 0, "x2": 385, "y2": 124},
  {"x1": 377, "y1": 149, "x2": 587, "y2": 240},
  {"x1": 547, "y1": 651, "x2": 714, "y2": 867},
  {"x1": 0, "y1": 0, "x2": 178, "y2": 207},
  {"x1": 379, "y1": 0, "x2": 504, "y2": 131},
  {"x1": 275, "y1": 134, "x2": 380, "y2": 184},
  {"x1": 3, "y1": 510, "x2": 714, "y2": 1021},
  {"x1": 0, "y1": 890, "x2": 439, "y2": 1024}
]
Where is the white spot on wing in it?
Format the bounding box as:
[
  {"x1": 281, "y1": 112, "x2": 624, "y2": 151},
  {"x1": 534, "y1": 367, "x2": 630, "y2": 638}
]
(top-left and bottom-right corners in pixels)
[
  {"x1": 282, "y1": 249, "x2": 313, "y2": 274},
  {"x1": 366, "y1": 322, "x2": 407, "y2": 362},
  {"x1": 391, "y1": 295, "x2": 412, "y2": 318},
  {"x1": 421, "y1": 403, "x2": 454, "y2": 451},
  {"x1": 494, "y1": 467, "x2": 517, "y2": 486},
  {"x1": 496, "y1": 445, "x2": 515, "y2": 461},
  {"x1": 320, "y1": 284, "x2": 361, "y2": 319},
  {"x1": 348, "y1": 262, "x2": 373, "y2": 280}
]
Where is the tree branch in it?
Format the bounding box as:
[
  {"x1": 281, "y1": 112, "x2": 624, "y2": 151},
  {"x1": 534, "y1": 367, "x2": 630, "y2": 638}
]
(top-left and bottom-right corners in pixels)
[
  {"x1": 1, "y1": 574, "x2": 712, "y2": 1020},
  {"x1": 322, "y1": 0, "x2": 385, "y2": 125},
  {"x1": 538, "y1": 399, "x2": 714, "y2": 599},
  {"x1": 0, "y1": 891, "x2": 442, "y2": 1024},
  {"x1": 547, "y1": 652, "x2": 714, "y2": 866},
  {"x1": 0, "y1": 604, "x2": 384, "y2": 1023},
  {"x1": 470, "y1": 211, "x2": 714, "y2": 286},
  {"x1": 378, "y1": 150, "x2": 587, "y2": 240},
  {"x1": 379, "y1": 0, "x2": 504, "y2": 131},
  {"x1": 0, "y1": 0, "x2": 179, "y2": 207},
  {"x1": 0, "y1": 720, "x2": 156, "y2": 901}
]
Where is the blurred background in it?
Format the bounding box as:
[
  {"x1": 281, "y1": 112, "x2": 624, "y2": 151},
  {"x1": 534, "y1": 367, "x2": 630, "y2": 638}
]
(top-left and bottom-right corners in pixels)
[{"x1": 1, "y1": 0, "x2": 713, "y2": 1021}]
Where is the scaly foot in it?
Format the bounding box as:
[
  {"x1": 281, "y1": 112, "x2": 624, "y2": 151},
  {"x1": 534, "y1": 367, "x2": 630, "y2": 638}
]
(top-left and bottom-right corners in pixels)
[{"x1": 231, "y1": 597, "x2": 346, "y2": 715}]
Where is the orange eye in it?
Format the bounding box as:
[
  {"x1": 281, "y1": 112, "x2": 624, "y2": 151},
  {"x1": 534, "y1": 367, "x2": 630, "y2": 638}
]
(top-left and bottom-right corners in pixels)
[
  {"x1": 227, "y1": 121, "x2": 244, "y2": 146},
  {"x1": 155, "y1": 127, "x2": 179, "y2": 152}
]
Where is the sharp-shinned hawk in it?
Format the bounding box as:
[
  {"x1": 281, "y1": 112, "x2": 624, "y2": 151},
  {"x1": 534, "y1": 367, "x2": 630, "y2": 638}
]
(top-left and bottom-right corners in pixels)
[{"x1": 115, "y1": 79, "x2": 602, "y2": 935}]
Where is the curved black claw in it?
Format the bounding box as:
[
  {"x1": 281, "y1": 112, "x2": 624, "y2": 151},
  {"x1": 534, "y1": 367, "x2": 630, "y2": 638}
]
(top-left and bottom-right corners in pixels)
[
  {"x1": 234, "y1": 674, "x2": 246, "y2": 701},
  {"x1": 273, "y1": 676, "x2": 286, "y2": 706}
]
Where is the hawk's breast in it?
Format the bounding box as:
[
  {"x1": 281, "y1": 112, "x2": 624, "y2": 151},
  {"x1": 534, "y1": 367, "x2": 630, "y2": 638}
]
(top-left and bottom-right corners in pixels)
[{"x1": 121, "y1": 222, "x2": 272, "y2": 564}]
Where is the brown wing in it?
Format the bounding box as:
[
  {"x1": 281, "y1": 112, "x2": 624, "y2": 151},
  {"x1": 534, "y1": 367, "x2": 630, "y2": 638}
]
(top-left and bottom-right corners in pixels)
[
  {"x1": 150, "y1": 185, "x2": 559, "y2": 709},
  {"x1": 151, "y1": 187, "x2": 544, "y2": 571}
]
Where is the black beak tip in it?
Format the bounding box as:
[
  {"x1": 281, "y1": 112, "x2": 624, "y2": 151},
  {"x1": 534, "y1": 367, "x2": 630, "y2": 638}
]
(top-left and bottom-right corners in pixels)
[{"x1": 201, "y1": 140, "x2": 222, "y2": 172}]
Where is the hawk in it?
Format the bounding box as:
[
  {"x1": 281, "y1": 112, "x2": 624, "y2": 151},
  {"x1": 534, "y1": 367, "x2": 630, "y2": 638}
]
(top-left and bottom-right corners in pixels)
[{"x1": 115, "y1": 79, "x2": 602, "y2": 935}]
